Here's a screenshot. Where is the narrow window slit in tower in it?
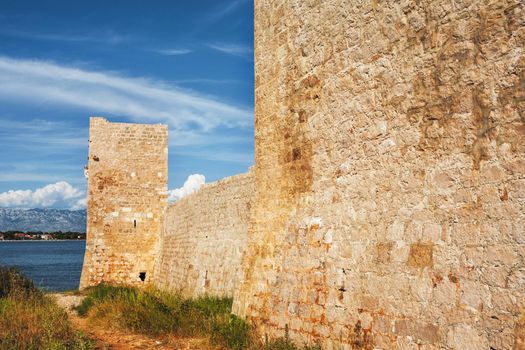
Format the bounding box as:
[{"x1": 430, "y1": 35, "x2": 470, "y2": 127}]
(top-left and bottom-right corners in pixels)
[
  {"x1": 204, "y1": 270, "x2": 210, "y2": 288},
  {"x1": 139, "y1": 272, "x2": 146, "y2": 281},
  {"x1": 134, "y1": 220, "x2": 137, "y2": 228}
]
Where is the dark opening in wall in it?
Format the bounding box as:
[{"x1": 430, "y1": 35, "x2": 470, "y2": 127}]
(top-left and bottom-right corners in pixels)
[
  {"x1": 204, "y1": 270, "x2": 209, "y2": 288},
  {"x1": 134, "y1": 220, "x2": 137, "y2": 228},
  {"x1": 139, "y1": 272, "x2": 146, "y2": 281}
]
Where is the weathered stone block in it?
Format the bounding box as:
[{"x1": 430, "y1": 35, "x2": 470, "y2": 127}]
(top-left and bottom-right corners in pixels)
[{"x1": 407, "y1": 243, "x2": 433, "y2": 268}]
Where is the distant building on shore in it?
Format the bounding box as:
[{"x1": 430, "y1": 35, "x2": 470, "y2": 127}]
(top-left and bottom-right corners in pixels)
[{"x1": 14, "y1": 232, "x2": 32, "y2": 240}]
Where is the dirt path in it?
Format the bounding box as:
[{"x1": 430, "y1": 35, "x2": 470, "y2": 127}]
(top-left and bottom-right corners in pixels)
[{"x1": 51, "y1": 294, "x2": 212, "y2": 350}]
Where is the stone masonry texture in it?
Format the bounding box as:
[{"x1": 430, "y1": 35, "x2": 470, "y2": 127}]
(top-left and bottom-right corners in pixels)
[
  {"x1": 80, "y1": 1, "x2": 525, "y2": 349},
  {"x1": 80, "y1": 117, "x2": 168, "y2": 289},
  {"x1": 154, "y1": 172, "x2": 254, "y2": 297},
  {"x1": 233, "y1": 0, "x2": 525, "y2": 349}
]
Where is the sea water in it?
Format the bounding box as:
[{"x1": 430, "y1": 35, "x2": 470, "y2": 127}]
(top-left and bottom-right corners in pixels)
[{"x1": 0, "y1": 240, "x2": 85, "y2": 291}]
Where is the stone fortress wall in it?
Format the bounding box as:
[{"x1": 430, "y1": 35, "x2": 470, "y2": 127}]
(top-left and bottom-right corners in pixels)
[
  {"x1": 81, "y1": 0, "x2": 524, "y2": 348},
  {"x1": 234, "y1": 0, "x2": 524, "y2": 349},
  {"x1": 154, "y1": 172, "x2": 254, "y2": 297},
  {"x1": 80, "y1": 117, "x2": 254, "y2": 297}
]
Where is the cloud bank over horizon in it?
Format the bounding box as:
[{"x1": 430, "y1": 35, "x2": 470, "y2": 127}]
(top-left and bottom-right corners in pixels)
[
  {"x1": 0, "y1": 174, "x2": 207, "y2": 209},
  {"x1": 168, "y1": 174, "x2": 206, "y2": 202},
  {"x1": 0, "y1": 181, "x2": 85, "y2": 210}
]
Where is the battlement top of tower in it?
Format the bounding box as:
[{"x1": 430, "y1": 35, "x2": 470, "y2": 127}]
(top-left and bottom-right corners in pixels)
[{"x1": 89, "y1": 116, "x2": 168, "y2": 130}]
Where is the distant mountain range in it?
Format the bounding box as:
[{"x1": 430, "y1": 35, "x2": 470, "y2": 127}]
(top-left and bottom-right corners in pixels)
[{"x1": 0, "y1": 208, "x2": 86, "y2": 232}]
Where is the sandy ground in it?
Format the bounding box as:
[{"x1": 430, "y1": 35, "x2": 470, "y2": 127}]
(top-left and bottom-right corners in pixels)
[{"x1": 51, "y1": 293, "x2": 214, "y2": 350}]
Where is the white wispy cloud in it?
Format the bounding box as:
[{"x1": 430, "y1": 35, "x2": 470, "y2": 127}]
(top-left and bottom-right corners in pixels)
[
  {"x1": 168, "y1": 174, "x2": 205, "y2": 202},
  {"x1": 155, "y1": 48, "x2": 193, "y2": 56},
  {"x1": 0, "y1": 160, "x2": 85, "y2": 186},
  {"x1": 0, "y1": 174, "x2": 80, "y2": 184},
  {"x1": 173, "y1": 78, "x2": 247, "y2": 85},
  {"x1": 0, "y1": 182, "x2": 85, "y2": 209},
  {"x1": 171, "y1": 148, "x2": 253, "y2": 163},
  {"x1": 200, "y1": 0, "x2": 249, "y2": 25},
  {"x1": 207, "y1": 43, "x2": 253, "y2": 58},
  {"x1": 0, "y1": 29, "x2": 128, "y2": 44},
  {"x1": 0, "y1": 118, "x2": 87, "y2": 151},
  {"x1": 0, "y1": 119, "x2": 88, "y2": 188},
  {"x1": 0, "y1": 56, "x2": 253, "y2": 132}
]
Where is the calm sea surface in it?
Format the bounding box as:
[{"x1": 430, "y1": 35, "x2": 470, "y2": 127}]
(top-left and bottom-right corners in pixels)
[{"x1": 0, "y1": 241, "x2": 85, "y2": 291}]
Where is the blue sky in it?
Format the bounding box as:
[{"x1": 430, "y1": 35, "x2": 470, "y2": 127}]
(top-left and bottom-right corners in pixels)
[{"x1": 0, "y1": 0, "x2": 254, "y2": 209}]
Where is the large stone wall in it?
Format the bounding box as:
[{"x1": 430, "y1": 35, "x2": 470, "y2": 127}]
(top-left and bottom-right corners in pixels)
[
  {"x1": 154, "y1": 172, "x2": 254, "y2": 297},
  {"x1": 235, "y1": 1, "x2": 524, "y2": 349},
  {"x1": 80, "y1": 117, "x2": 168, "y2": 289},
  {"x1": 80, "y1": 2, "x2": 524, "y2": 348}
]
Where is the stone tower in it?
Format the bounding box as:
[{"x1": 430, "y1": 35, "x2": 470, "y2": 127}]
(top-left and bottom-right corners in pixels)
[{"x1": 79, "y1": 117, "x2": 168, "y2": 289}]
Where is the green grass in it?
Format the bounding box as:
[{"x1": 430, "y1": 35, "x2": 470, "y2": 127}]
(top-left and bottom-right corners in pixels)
[
  {"x1": 0, "y1": 266, "x2": 94, "y2": 350},
  {"x1": 76, "y1": 284, "x2": 320, "y2": 349},
  {"x1": 0, "y1": 268, "x2": 319, "y2": 350},
  {"x1": 76, "y1": 284, "x2": 246, "y2": 348},
  {"x1": 262, "y1": 336, "x2": 321, "y2": 350},
  {"x1": 210, "y1": 314, "x2": 251, "y2": 349}
]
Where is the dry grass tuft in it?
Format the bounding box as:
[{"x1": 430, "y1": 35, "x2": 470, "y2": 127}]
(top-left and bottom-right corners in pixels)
[{"x1": 0, "y1": 266, "x2": 94, "y2": 350}]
